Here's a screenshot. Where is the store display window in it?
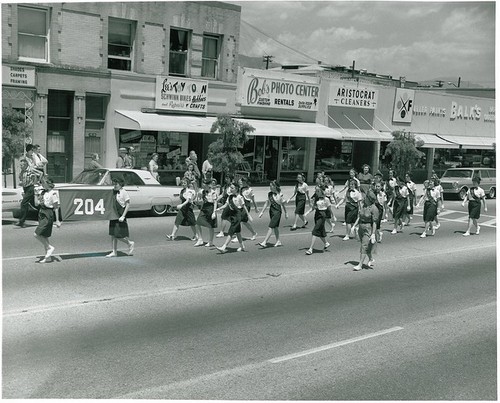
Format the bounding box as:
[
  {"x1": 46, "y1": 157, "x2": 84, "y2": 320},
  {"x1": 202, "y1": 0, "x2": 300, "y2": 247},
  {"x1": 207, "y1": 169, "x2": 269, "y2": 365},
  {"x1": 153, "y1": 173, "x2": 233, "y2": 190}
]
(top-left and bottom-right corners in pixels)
[{"x1": 315, "y1": 138, "x2": 352, "y2": 172}]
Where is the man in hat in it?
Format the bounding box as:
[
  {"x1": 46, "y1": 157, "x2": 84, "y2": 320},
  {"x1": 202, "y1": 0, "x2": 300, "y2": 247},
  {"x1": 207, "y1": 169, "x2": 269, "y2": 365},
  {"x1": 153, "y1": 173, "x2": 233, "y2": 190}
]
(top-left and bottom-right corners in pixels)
[{"x1": 116, "y1": 147, "x2": 127, "y2": 168}]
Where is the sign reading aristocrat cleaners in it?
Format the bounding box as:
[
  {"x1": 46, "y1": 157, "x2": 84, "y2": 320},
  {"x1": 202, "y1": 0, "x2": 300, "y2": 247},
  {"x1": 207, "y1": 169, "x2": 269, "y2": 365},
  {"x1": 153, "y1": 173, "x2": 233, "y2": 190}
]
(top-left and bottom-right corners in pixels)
[
  {"x1": 2, "y1": 65, "x2": 36, "y2": 87},
  {"x1": 329, "y1": 83, "x2": 378, "y2": 109},
  {"x1": 239, "y1": 69, "x2": 320, "y2": 111},
  {"x1": 155, "y1": 76, "x2": 208, "y2": 112}
]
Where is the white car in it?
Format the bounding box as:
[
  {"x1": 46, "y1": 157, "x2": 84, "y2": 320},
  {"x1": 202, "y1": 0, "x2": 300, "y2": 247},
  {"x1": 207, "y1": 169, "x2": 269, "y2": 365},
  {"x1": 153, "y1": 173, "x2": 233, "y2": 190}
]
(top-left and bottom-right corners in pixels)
[
  {"x1": 2, "y1": 187, "x2": 24, "y2": 214},
  {"x1": 55, "y1": 169, "x2": 180, "y2": 216}
]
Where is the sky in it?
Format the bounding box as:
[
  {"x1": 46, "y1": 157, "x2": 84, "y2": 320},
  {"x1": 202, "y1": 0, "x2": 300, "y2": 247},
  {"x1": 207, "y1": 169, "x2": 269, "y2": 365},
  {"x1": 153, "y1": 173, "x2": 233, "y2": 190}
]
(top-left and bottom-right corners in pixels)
[{"x1": 232, "y1": 1, "x2": 496, "y2": 86}]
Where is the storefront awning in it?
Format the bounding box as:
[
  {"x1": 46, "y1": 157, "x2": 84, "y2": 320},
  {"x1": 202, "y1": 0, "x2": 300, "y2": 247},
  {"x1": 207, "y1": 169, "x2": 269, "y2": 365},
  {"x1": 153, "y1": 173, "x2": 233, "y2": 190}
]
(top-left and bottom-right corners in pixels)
[
  {"x1": 235, "y1": 118, "x2": 344, "y2": 139},
  {"x1": 115, "y1": 110, "x2": 217, "y2": 133},
  {"x1": 338, "y1": 129, "x2": 393, "y2": 142},
  {"x1": 435, "y1": 135, "x2": 496, "y2": 150},
  {"x1": 413, "y1": 133, "x2": 460, "y2": 149}
]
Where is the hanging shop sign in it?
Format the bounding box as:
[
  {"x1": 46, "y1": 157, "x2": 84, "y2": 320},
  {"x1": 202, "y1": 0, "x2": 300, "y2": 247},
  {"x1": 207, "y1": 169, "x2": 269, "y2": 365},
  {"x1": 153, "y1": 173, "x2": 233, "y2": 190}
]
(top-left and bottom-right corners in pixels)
[
  {"x1": 239, "y1": 72, "x2": 319, "y2": 111},
  {"x1": 392, "y1": 88, "x2": 415, "y2": 123},
  {"x1": 329, "y1": 83, "x2": 378, "y2": 109},
  {"x1": 155, "y1": 76, "x2": 208, "y2": 112},
  {"x1": 2, "y1": 65, "x2": 36, "y2": 87}
]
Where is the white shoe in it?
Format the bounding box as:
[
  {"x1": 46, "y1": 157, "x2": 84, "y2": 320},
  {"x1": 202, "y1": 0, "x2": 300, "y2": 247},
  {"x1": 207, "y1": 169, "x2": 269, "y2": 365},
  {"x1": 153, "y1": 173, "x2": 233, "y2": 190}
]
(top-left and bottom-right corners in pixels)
[
  {"x1": 216, "y1": 231, "x2": 225, "y2": 238},
  {"x1": 381, "y1": 219, "x2": 388, "y2": 223},
  {"x1": 205, "y1": 242, "x2": 213, "y2": 247},
  {"x1": 463, "y1": 231, "x2": 471, "y2": 237},
  {"x1": 476, "y1": 225, "x2": 481, "y2": 235},
  {"x1": 367, "y1": 259, "x2": 374, "y2": 267},
  {"x1": 342, "y1": 235, "x2": 349, "y2": 241},
  {"x1": 106, "y1": 252, "x2": 117, "y2": 258},
  {"x1": 258, "y1": 242, "x2": 267, "y2": 248},
  {"x1": 378, "y1": 231, "x2": 383, "y2": 243},
  {"x1": 128, "y1": 241, "x2": 135, "y2": 255},
  {"x1": 274, "y1": 240, "x2": 282, "y2": 247},
  {"x1": 191, "y1": 235, "x2": 199, "y2": 241},
  {"x1": 420, "y1": 232, "x2": 426, "y2": 238},
  {"x1": 231, "y1": 237, "x2": 238, "y2": 243},
  {"x1": 216, "y1": 246, "x2": 227, "y2": 253},
  {"x1": 305, "y1": 249, "x2": 313, "y2": 255},
  {"x1": 431, "y1": 228, "x2": 436, "y2": 236},
  {"x1": 353, "y1": 265, "x2": 362, "y2": 271},
  {"x1": 194, "y1": 240, "x2": 204, "y2": 247},
  {"x1": 250, "y1": 233, "x2": 257, "y2": 241},
  {"x1": 435, "y1": 223, "x2": 440, "y2": 230},
  {"x1": 237, "y1": 245, "x2": 246, "y2": 252},
  {"x1": 391, "y1": 229, "x2": 397, "y2": 234},
  {"x1": 342, "y1": 222, "x2": 347, "y2": 226},
  {"x1": 324, "y1": 242, "x2": 331, "y2": 249},
  {"x1": 46, "y1": 245, "x2": 55, "y2": 258}
]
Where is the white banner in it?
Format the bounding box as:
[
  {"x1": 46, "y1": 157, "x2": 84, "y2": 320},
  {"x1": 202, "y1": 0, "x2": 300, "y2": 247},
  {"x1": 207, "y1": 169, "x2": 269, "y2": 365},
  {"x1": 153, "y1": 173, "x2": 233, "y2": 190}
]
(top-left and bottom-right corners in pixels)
[
  {"x1": 329, "y1": 83, "x2": 378, "y2": 109},
  {"x1": 155, "y1": 76, "x2": 208, "y2": 112},
  {"x1": 393, "y1": 88, "x2": 415, "y2": 123}
]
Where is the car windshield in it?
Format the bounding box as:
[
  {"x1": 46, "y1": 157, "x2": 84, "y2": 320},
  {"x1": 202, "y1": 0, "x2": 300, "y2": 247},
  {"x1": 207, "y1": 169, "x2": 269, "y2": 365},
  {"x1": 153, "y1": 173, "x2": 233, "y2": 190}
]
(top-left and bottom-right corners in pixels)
[
  {"x1": 71, "y1": 170, "x2": 108, "y2": 185},
  {"x1": 442, "y1": 169, "x2": 473, "y2": 179}
]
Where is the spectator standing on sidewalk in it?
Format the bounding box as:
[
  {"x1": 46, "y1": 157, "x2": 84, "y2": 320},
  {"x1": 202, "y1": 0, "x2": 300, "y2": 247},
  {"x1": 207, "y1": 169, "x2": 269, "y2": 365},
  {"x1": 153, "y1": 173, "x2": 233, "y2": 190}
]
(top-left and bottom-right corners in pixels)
[
  {"x1": 258, "y1": 180, "x2": 288, "y2": 247},
  {"x1": 357, "y1": 164, "x2": 373, "y2": 194},
  {"x1": 32, "y1": 144, "x2": 48, "y2": 175},
  {"x1": 116, "y1": 147, "x2": 127, "y2": 168},
  {"x1": 106, "y1": 177, "x2": 135, "y2": 257},
  {"x1": 462, "y1": 176, "x2": 487, "y2": 236},
  {"x1": 88, "y1": 153, "x2": 103, "y2": 170},
  {"x1": 34, "y1": 177, "x2": 61, "y2": 263}
]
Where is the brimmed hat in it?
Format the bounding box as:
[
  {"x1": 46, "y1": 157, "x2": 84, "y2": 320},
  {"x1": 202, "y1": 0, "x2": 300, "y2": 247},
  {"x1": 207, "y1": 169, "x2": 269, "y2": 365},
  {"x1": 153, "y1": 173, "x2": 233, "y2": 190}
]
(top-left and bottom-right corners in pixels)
[{"x1": 119, "y1": 147, "x2": 127, "y2": 152}]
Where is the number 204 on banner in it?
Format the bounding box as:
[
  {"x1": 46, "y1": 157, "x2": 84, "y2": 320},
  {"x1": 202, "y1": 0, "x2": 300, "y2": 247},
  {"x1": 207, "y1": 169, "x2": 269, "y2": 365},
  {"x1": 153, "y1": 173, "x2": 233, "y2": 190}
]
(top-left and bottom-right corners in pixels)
[{"x1": 59, "y1": 188, "x2": 119, "y2": 221}]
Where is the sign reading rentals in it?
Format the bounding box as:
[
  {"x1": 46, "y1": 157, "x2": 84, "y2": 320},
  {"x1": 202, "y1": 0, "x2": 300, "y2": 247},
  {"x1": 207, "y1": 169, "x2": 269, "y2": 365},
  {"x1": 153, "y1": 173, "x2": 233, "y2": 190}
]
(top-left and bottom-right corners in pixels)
[
  {"x1": 2, "y1": 65, "x2": 36, "y2": 87},
  {"x1": 155, "y1": 76, "x2": 208, "y2": 112},
  {"x1": 239, "y1": 71, "x2": 319, "y2": 111},
  {"x1": 392, "y1": 88, "x2": 415, "y2": 123},
  {"x1": 329, "y1": 83, "x2": 378, "y2": 109}
]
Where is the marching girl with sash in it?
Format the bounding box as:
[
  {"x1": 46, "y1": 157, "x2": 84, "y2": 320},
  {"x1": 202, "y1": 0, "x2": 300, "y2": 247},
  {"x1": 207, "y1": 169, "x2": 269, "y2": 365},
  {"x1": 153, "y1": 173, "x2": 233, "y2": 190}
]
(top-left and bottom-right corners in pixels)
[
  {"x1": 194, "y1": 179, "x2": 219, "y2": 247},
  {"x1": 237, "y1": 177, "x2": 258, "y2": 241},
  {"x1": 323, "y1": 175, "x2": 337, "y2": 232},
  {"x1": 216, "y1": 176, "x2": 233, "y2": 238},
  {"x1": 166, "y1": 179, "x2": 198, "y2": 241},
  {"x1": 106, "y1": 177, "x2": 134, "y2": 257},
  {"x1": 352, "y1": 191, "x2": 379, "y2": 271},
  {"x1": 432, "y1": 175, "x2": 445, "y2": 230},
  {"x1": 391, "y1": 179, "x2": 409, "y2": 234},
  {"x1": 373, "y1": 181, "x2": 387, "y2": 243},
  {"x1": 336, "y1": 179, "x2": 362, "y2": 241},
  {"x1": 214, "y1": 183, "x2": 246, "y2": 253},
  {"x1": 303, "y1": 185, "x2": 331, "y2": 255},
  {"x1": 462, "y1": 176, "x2": 487, "y2": 236},
  {"x1": 384, "y1": 169, "x2": 397, "y2": 221},
  {"x1": 287, "y1": 173, "x2": 311, "y2": 231},
  {"x1": 417, "y1": 180, "x2": 440, "y2": 238},
  {"x1": 258, "y1": 181, "x2": 288, "y2": 247},
  {"x1": 404, "y1": 173, "x2": 417, "y2": 226},
  {"x1": 34, "y1": 177, "x2": 62, "y2": 263}
]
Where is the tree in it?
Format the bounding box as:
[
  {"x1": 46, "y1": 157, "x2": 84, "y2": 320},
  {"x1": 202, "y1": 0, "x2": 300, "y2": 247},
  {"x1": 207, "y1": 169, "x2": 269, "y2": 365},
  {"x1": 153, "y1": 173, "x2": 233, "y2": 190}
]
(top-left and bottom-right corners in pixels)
[
  {"x1": 3, "y1": 107, "x2": 31, "y2": 186},
  {"x1": 383, "y1": 131, "x2": 424, "y2": 179},
  {"x1": 207, "y1": 114, "x2": 254, "y2": 181}
]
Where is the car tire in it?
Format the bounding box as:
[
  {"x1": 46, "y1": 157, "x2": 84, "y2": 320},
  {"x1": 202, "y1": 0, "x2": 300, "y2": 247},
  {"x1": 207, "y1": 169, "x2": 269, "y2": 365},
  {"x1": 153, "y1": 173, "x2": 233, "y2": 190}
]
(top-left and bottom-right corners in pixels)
[
  {"x1": 458, "y1": 187, "x2": 468, "y2": 200},
  {"x1": 151, "y1": 205, "x2": 169, "y2": 216},
  {"x1": 489, "y1": 187, "x2": 495, "y2": 199}
]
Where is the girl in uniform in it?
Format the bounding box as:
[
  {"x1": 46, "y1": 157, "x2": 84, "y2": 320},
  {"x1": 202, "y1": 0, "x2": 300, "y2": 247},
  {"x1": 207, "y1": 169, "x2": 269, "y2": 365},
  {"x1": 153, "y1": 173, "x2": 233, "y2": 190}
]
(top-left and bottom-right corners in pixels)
[
  {"x1": 237, "y1": 177, "x2": 258, "y2": 240},
  {"x1": 106, "y1": 177, "x2": 135, "y2": 257},
  {"x1": 323, "y1": 175, "x2": 337, "y2": 232},
  {"x1": 214, "y1": 183, "x2": 246, "y2": 253},
  {"x1": 352, "y1": 191, "x2": 379, "y2": 271},
  {"x1": 432, "y1": 175, "x2": 445, "y2": 230},
  {"x1": 416, "y1": 180, "x2": 439, "y2": 238},
  {"x1": 166, "y1": 179, "x2": 197, "y2": 241},
  {"x1": 404, "y1": 173, "x2": 417, "y2": 226},
  {"x1": 216, "y1": 177, "x2": 233, "y2": 238},
  {"x1": 373, "y1": 181, "x2": 387, "y2": 242},
  {"x1": 384, "y1": 169, "x2": 397, "y2": 221},
  {"x1": 462, "y1": 176, "x2": 487, "y2": 236},
  {"x1": 194, "y1": 179, "x2": 218, "y2": 247},
  {"x1": 304, "y1": 185, "x2": 331, "y2": 255},
  {"x1": 34, "y1": 177, "x2": 62, "y2": 263},
  {"x1": 258, "y1": 181, "x2": 288, "y2": 247},
  {"x1": 391, "y1": 179, "x2": 409, "y2": 234},
  {"x1": 287, "y1": 173, "x2": 311, "y2": 230},
  {"x1": 336, "y1": 179, "x2": 362, "y2": 241}
]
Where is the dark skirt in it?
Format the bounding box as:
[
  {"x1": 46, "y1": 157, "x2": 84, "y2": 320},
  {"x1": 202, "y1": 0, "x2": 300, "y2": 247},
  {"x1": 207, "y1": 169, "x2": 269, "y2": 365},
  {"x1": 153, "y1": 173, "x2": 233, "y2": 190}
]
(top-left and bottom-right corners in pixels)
[
  {"x1": 109, "y1": 219, "x2": 129, "y2": 238},
  {"x1": 268, "y1": 206, "x2": 282, "y2": 228},
  {"x1": 468, "y1": 200, "x2": 481, "y2": 219},
  {"x1": 375, "y1": 204, "x2": 383, "y2": 230},
  {"x1": 221, "y1": 205, "x2": 231, "y2": 221},
  {"x1": 197, "y1": 203, "x2": 217, "y2": 228},
  {"x1": 312, "y1": 209, "x2": 327, "y2": 238},
  {"x1": 175, "y1": 205, "x2": 196, "y2": 226},
  {"x1": 295, "y1": 193, "x2": 306, "y2": 215},
  {"x1": 345, "y1": 202, "x2": 358, "y2": 224},
  {"x1": 393, "y1": 197, "x2": 407, "y2": 221},
  {"x1": 227, "y1": 209, "x2": 242, "y2": 236},
  {"x1": 407, "y1": 194, "x2": 415, "y2": 215},
  {"x1": 35, "y1": 207, "x2": 54, "y2": 238},
  {"x1": 325, "y1": 206, "x2": 332, "y2": 219},
  {"x1": 423, "y1": 201, "x2": 438, "y2": 222}
]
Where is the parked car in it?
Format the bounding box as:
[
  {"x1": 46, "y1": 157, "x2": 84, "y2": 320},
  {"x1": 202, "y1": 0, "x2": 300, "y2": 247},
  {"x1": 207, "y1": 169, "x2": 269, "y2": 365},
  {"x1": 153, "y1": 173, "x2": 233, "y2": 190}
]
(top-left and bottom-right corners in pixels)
[
  {"x1": 9, "y1": 169, "x2": 180, "y2": 218},
  {"x1": 440, "y1": 167, "x2": 496, "y2": 199},
  {"x1": 2, "y1": 187, "x2": 24, "y2": 215}
]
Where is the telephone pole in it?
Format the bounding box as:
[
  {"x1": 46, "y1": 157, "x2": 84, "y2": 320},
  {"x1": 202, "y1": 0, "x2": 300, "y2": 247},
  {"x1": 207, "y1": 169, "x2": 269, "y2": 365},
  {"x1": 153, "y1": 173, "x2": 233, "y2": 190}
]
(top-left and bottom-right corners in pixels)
[{"x1": 263, "y1": 55, "x2": 274, "y2": 70}]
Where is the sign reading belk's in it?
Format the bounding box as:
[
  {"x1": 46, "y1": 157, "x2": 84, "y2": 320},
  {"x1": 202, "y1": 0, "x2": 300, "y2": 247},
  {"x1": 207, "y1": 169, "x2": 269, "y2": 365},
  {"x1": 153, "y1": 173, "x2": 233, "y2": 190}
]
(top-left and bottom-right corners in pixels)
[
  {"x1": 155, "y1": 76, "x2": 208, "y2": 112},
  {"x1": 239, "y1": 69, "x2": 320, "y2": 111}
]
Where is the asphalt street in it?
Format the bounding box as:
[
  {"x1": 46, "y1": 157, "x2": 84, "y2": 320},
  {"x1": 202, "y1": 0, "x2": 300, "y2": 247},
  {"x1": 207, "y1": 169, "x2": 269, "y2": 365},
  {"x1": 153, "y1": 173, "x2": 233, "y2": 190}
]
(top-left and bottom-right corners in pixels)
[{"x1": 2, "y1": 199, "x2": 497, "y2": 399}]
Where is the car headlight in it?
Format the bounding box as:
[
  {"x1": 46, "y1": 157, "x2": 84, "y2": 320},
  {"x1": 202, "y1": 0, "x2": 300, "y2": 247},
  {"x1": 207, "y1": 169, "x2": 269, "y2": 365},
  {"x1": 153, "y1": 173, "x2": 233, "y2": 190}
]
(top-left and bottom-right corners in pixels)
[{"x1": 453, "y1": 181, "x2": 459, "y2": 189}]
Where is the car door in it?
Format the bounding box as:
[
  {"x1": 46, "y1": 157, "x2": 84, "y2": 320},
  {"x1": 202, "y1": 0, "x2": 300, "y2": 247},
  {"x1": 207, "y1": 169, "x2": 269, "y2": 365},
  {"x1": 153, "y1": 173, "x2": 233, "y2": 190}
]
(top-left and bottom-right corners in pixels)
[
  {"x1": 479, "y1": 169, "x2": 493, "y2": 194},
  {"x1": 109, "y1": 171, "x2": 142, "y2": 211}
]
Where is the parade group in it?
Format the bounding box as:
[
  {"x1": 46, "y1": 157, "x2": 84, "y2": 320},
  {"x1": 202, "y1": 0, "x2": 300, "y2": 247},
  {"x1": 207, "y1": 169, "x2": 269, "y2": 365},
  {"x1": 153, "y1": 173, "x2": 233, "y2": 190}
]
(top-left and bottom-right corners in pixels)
[{"x1": 15, "y1": 145, "x2": 488, "y2": 270}]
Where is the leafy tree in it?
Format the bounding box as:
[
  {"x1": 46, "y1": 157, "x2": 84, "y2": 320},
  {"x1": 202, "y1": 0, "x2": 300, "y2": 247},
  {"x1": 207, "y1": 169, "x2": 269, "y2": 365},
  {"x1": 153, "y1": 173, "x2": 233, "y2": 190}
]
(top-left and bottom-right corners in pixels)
[
  {"x1": 2, "y1": 107, "x2": 31, "y2": 184},
  {"x1": 384, "y1": 131, "x2": 424, "y2": 179},
  {"x1": 207, "y1": 115, "x2": 254, "y2": 181}
]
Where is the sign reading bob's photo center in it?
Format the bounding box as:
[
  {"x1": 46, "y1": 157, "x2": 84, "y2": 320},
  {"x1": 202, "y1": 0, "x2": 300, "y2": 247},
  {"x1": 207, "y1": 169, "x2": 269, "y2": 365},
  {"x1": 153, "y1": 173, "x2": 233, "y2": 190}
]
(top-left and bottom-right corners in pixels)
[
  {"x1": 239, "y1": 69, "x2": 320, "y2": 111},
  {"x1": 155, "y1": 76, "x2": 208, "y2": 112},
  {"x1": 329, "y1": 83, "x2": 378, "y2": 109}
]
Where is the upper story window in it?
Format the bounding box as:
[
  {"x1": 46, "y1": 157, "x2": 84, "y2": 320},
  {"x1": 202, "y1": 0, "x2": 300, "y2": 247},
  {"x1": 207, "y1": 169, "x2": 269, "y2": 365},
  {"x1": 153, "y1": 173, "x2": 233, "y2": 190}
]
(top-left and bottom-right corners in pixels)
[
  {"x1": 18, "y1": 6, "x2": 50, "y2": 62},
  {"x1": 108, "y1": 18, "x2": 135, "y2": 71},
  {"x1": 169, "y1": 28, "x2": 190, "y2": 76},
  {"x1": 202, "y1": 34, "x2": 220, "y2": 79}
]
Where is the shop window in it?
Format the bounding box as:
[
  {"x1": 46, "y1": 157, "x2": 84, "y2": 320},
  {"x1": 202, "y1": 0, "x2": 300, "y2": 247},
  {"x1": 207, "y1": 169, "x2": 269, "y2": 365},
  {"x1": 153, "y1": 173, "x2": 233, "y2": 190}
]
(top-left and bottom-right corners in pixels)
[
  {"x1": 201, "y1": 34, "x2": 220, "y2": 79},
  {"x1": 315, "y1": 139, "x2": 351, "y2": 171},
  {"x1": 281, "y1": 137, "x2": 307, "y2": 172},
  {"x1": 108, "y1": 18, "x2": 135, "y2": 71},
  {"x1": 169, "y1": 28, "x2": 190, "y2": 76},
  {"x1": 18, "y1": 6, "x2": 50, "y2": 62},
  {"x1": 86, "y1": 95, "x2": 107, "y2": 120}
]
